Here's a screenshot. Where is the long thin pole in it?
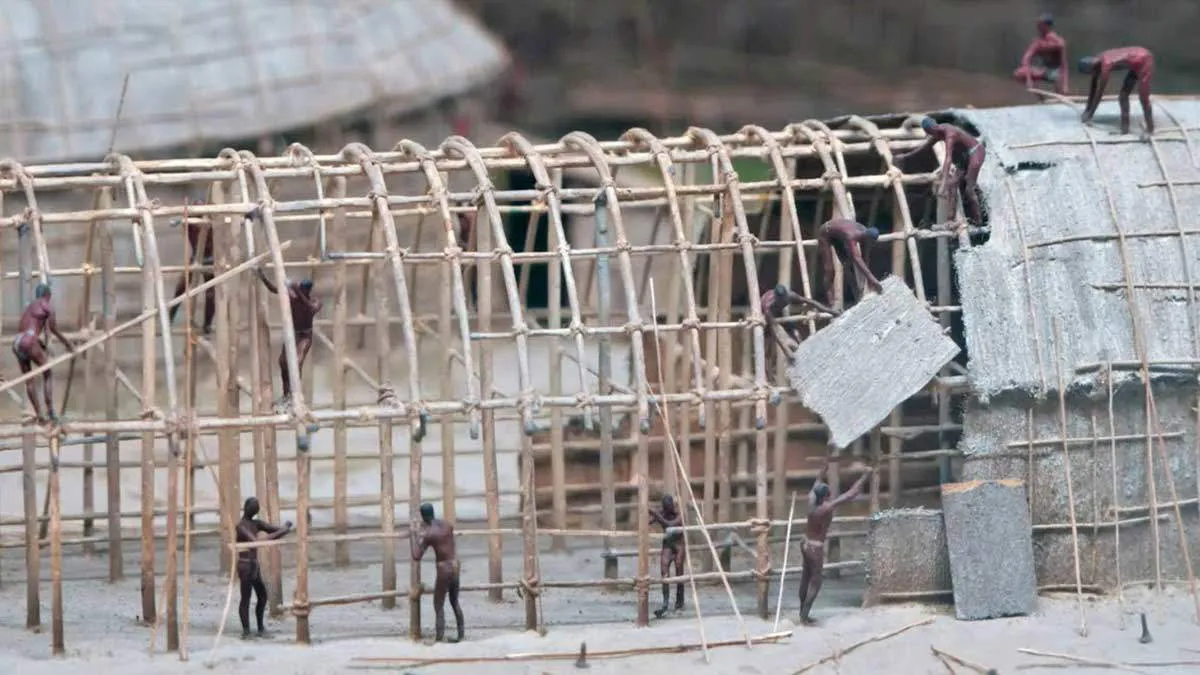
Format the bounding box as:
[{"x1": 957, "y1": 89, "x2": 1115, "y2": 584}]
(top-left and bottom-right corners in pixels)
[{"x1": 772, "y1": 491, "x2": 798, "y2": 631}]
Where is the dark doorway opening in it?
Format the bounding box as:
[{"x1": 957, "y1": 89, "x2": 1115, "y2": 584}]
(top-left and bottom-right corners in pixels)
[{"x1": 502, "y1": 169, "x2": 574, "y2": 313}]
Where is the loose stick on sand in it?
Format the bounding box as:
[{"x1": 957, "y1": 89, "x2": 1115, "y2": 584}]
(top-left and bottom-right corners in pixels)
[
  {"x1": 349, "y1": 630, "x2": 793, "y2": 668},
  {"x1": 789, "y1": 616, "x2": 935, "y2": 675},
  {"x1": 1016, "y1": 648, "x2": 1200, "y2": 673},
  {"x1": 772, "y1": 491, "x2": 798, "y2": 631},
  {"x1": 648, "y1": 278, "x2": 752, "y2": 649},
  {"x1": 931, "y1": 645, "x2": 994, "y2": 674}
]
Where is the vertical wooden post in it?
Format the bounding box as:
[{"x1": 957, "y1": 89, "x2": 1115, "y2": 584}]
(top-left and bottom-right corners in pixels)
[
  {"x1": 211, "y1": 181, "x2": 239, "y2": 575},
  {"x1": 702, "y1": 187, "x2": 721, "y2": 536},
  {"x1": 715, "y1": 192, "x2": 735, "y2": 526},
  {"x1": 934, "y1": 172, "x2": 954, "y2": 485},
  {"x1": 546, "y1": 167, "x2": 566, "y2": 551},
  {"x1": 295, "y1": 422, "x2": 312, "y2": 643},
  {"x1": 634, "y1": 429, "x2": 650, "y2": 626},
  {"x1": 521, "y1": 435, "x2": 540, "y2": 630},
  {"x1": 477, "y1": 199, "x2": 503, "y2": 602},
  {"x1": 78, "y1": 196, "x2": 100, "y2": 556},
  {"x1": 372, "y1": 213, "x2": 398, "y2": 611},
  {"x1": 99, "y1": 188, "x2": 122, "y2": 581},
  {"x1": 18, "y1": 215, "x2": 39, "y2": 629},
  {"x1": 595, "y1": 193, "x2": 618, "y2": 581},
  {"x1": 49, "y1": 434, "x2": 63, "y2": 654},
  {"x1": 329, "y1": 176, "x2": 351, "y2": 566},
  {"x1": 138, "y1": 214, "x2": 157, "y2": 625},
  {"x1": 438, "y1": 209, "x2": 458, "y2": 529},
  {"x1": 754, "y1": 423, "x2": 769, "y2": 619},
  {"x1": 734, "y1": 339, "x2": 752, "y2": 522}
]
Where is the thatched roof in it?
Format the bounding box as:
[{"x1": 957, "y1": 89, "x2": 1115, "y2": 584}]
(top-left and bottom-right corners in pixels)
[
  {"x1": 0, "y1": 0, "x2": 509, "y2": 163},
  {"x1": 955, "y1": 99, "x2": 1200, "y2": 399}
]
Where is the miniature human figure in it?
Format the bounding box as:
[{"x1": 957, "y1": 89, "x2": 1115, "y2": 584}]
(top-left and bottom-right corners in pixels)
[
  {"x1": 12, "y1": 283, "x2": 74, "y2": 423},
  {"x1": 235, "y1": 496, "x2": 292, "y2": 639},
  {"x1": 760, "y1": 284, "x2": 839, "y2": 357},
  {"x1": 895, "y1": 117, "x2": 987, "y2": 226},
  {"x1": 1078, "y1": 47, "x2": 1156, "y2": 135},
  {"x1": 649, "y1": 495, "x2": 686, "y2": 618},
  {"x1": 799, "y1": 463, "x2": 872, "y2": 625},
  {"x1": 167, "y1": 200, "x2": 216, "y2": 334},
  {"x1": 247, "y1": 209, "x2": 322, "y2": 408},
  {"x1": 457, "y1": 212, "x2": 478, "y2": 309},
  {"x1": 412, "y1": 502, "x2": 465, "y2": 642},
  {"x1": 1012, "y1": 14, "x2": 1068, "y2": 95},
  {"x1": 816, "y1": 219, "x2": 882, "y2": 306}
]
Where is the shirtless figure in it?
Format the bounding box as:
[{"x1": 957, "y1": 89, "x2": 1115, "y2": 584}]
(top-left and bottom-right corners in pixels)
[
  {"x1": 799, "y1": 463, "x2": 872, "y2": 625},
  {"x1": 649, "y1": 495, "x2": 686, "y2": 618},
  {"x1": 1012, "y1": 14, "x2": 1068, "y2": 95},
  {"x1": 896, "y1": 117, "x2": 987, "y2": 226},
  {"x1": 235, "y1": 497, "x2": 291, "y2": 639},
  {"x1": 167, "y1": 201, "x2": 215, "y2": 334},
  {"x1": 12, "y1": 283, "x2": 74, "y2": 423},
  {"x1": 412, "y1": 502, "x2": 464, "y2": 642},
  {"x1": 816, "y1": 219, "x2": 882, "y2": 306},
  {"x1": 1079, "y1": 47, "x2": 1156, "y2": 135},
  {"x1": 760, "y1": 284, "x2": 838, "y2": 358}
]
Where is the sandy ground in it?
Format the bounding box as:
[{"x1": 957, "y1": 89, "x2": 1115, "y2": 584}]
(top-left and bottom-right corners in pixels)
[{"x1": 2, "y1": 531, "x2": 1199, "y2": 675}]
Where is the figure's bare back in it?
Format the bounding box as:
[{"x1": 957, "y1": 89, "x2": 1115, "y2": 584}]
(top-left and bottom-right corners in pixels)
[
  {"x1": 427, "y1": 520, "x2": 457, "y2": 563},
  {"x1": 805, "y1": 505, "x2": 835, "y2": 542},
  {"x1": 18, "y1": 300, "x2": 50, "y2": 336}
]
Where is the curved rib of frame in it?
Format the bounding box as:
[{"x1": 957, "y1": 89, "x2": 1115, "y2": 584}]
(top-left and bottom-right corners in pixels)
[
  {"x1": 562, "y1": 131, "x2": 652, "y2": 432},
  {"x1": 622, "y1": 128, "x2": 708, "y2": 425},
  {"x1": 687, "y1": 128, "x2": 769, "y2": 429},
  {"x1": 441, "y1": 136, "x2": 538, "y2": 435},
  {"x1": 396, "y1": 139, "x2": 482, "y2": 440},
  {"x1": 499, "y1": 132, "x2": 595, "y2": 430},
  {"x1": 341, "y1": 142, "x2": 429, "y2": 441}
]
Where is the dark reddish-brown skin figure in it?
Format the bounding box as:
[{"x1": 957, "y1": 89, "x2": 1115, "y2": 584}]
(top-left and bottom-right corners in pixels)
[
  {"x1": 816, "y1": 219, "x2": 882, "y2": 306},
  {"x1": 760, "y1": 283, "x2": 838, "y2": 354},
  {"x1": 1013, "y1": 14, "x2": 1068, "y2": 94},
  {"x1": 12, "y1": 283, "x2": 74, "y2": 422},
  {"x1": 168, "y1": 202, "x2": 216, "y2": 333},
  {"x1": 896, "y1": 118, "x2": 987, "y2": 226},
  {"x1": 799, "y1": 464, "x2": 872, "y2": 625},
  {"x1": 255, "y1": 270, "x2": 321, "y2": 405},
  {"x1": 412, "y1": 502, "x2": 464, "y2": 642},
  {"x1": 457, "y1": 212, "x2": 478, "y2": 308},
  {"x1": 1079, "y1": 47, "x2": 1156, "y2": 135},
  {"x1": 649, "y1": 494, "x2": 685, "y2": 618},
  {"x1": 235, "y1": 496, "x2": 291, "y2": 638}
]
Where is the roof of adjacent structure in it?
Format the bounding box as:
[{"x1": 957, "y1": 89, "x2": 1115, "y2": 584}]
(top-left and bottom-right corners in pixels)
[
  {"x1": 955, "y1": 99, "x2": 1200, "y2": 398},
  {"x1": 0, "y1": 0, "x2": 509, "y2": 163}
]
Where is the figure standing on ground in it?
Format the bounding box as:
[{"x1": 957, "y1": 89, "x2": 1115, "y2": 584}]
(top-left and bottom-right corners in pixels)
[
  {"x1": 412, "y1": 502, "x2": 465, "y2": 642},
  {"x1": 896, "y1": 117, "x2": 987, "y2": 226},
  {"x1": 249, "y1": 208, "x2": 322, "y2": 409},
  {"x1": 649, "y1": 495, "x2": 686, "y2": 618},
  {"x1": 12, "y1": 283, "x2": 74, "y2": 423},
  {"x1": 799, "y1": 463, "x2": 872, "y2": 625},
  {"x1": 816, "y1": 219, "x2": 883, "y2": 307},
  {"x1": 235, "y1": 497, "x2": 291, "y2": 639},
  {"x1": 760, "y1": 284, "x2": 839, "y2": 359},
  {"x1": 1078, "y1": 47, "x2": 1156, "y2": 135},
  {"x1": 1013, "y1": 14, "x2": 1068, "y2": 95},
  {"x1": 167, "y1": 200, "x2": 216, "y2": 334}
]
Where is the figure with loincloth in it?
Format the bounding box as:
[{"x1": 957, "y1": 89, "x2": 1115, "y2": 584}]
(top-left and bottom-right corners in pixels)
[
  {"x1": 168, "y1": 200, "x2": 216, "y2": 334},
  {"x1": 235, "y1": 496, "x2": 291, "y2": 639},
  {"x1": 799, "y1": 463, "x2": 872, "y2": 625},
  {"x1": 896, "y1": 117, "x2": 987, "y2": 226},
  {"x1": 760, "y1": 283, "x2": 839, "y2": 360},
  {"x1": 412, "y1": 502, "x2": 465, "y2": 642},
  {"x1": 12, "y1": 283, "x2": 75, "y2": 423},
  {"x1": 1013, "y1": 14, "x2": 1068, "y2": 95},
  {"x1": 815, "y1": 219, "x2": 883, "y2": 307},
  {"x1": 1078, "y1": 47, "x2": 1156, "y2": 135},
  {"x1": 649, "y1": 495, "x2": 686, "y2": 618},
  {"x1": 248, "y1": 209, "x2": 322, "y2": 409}
]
